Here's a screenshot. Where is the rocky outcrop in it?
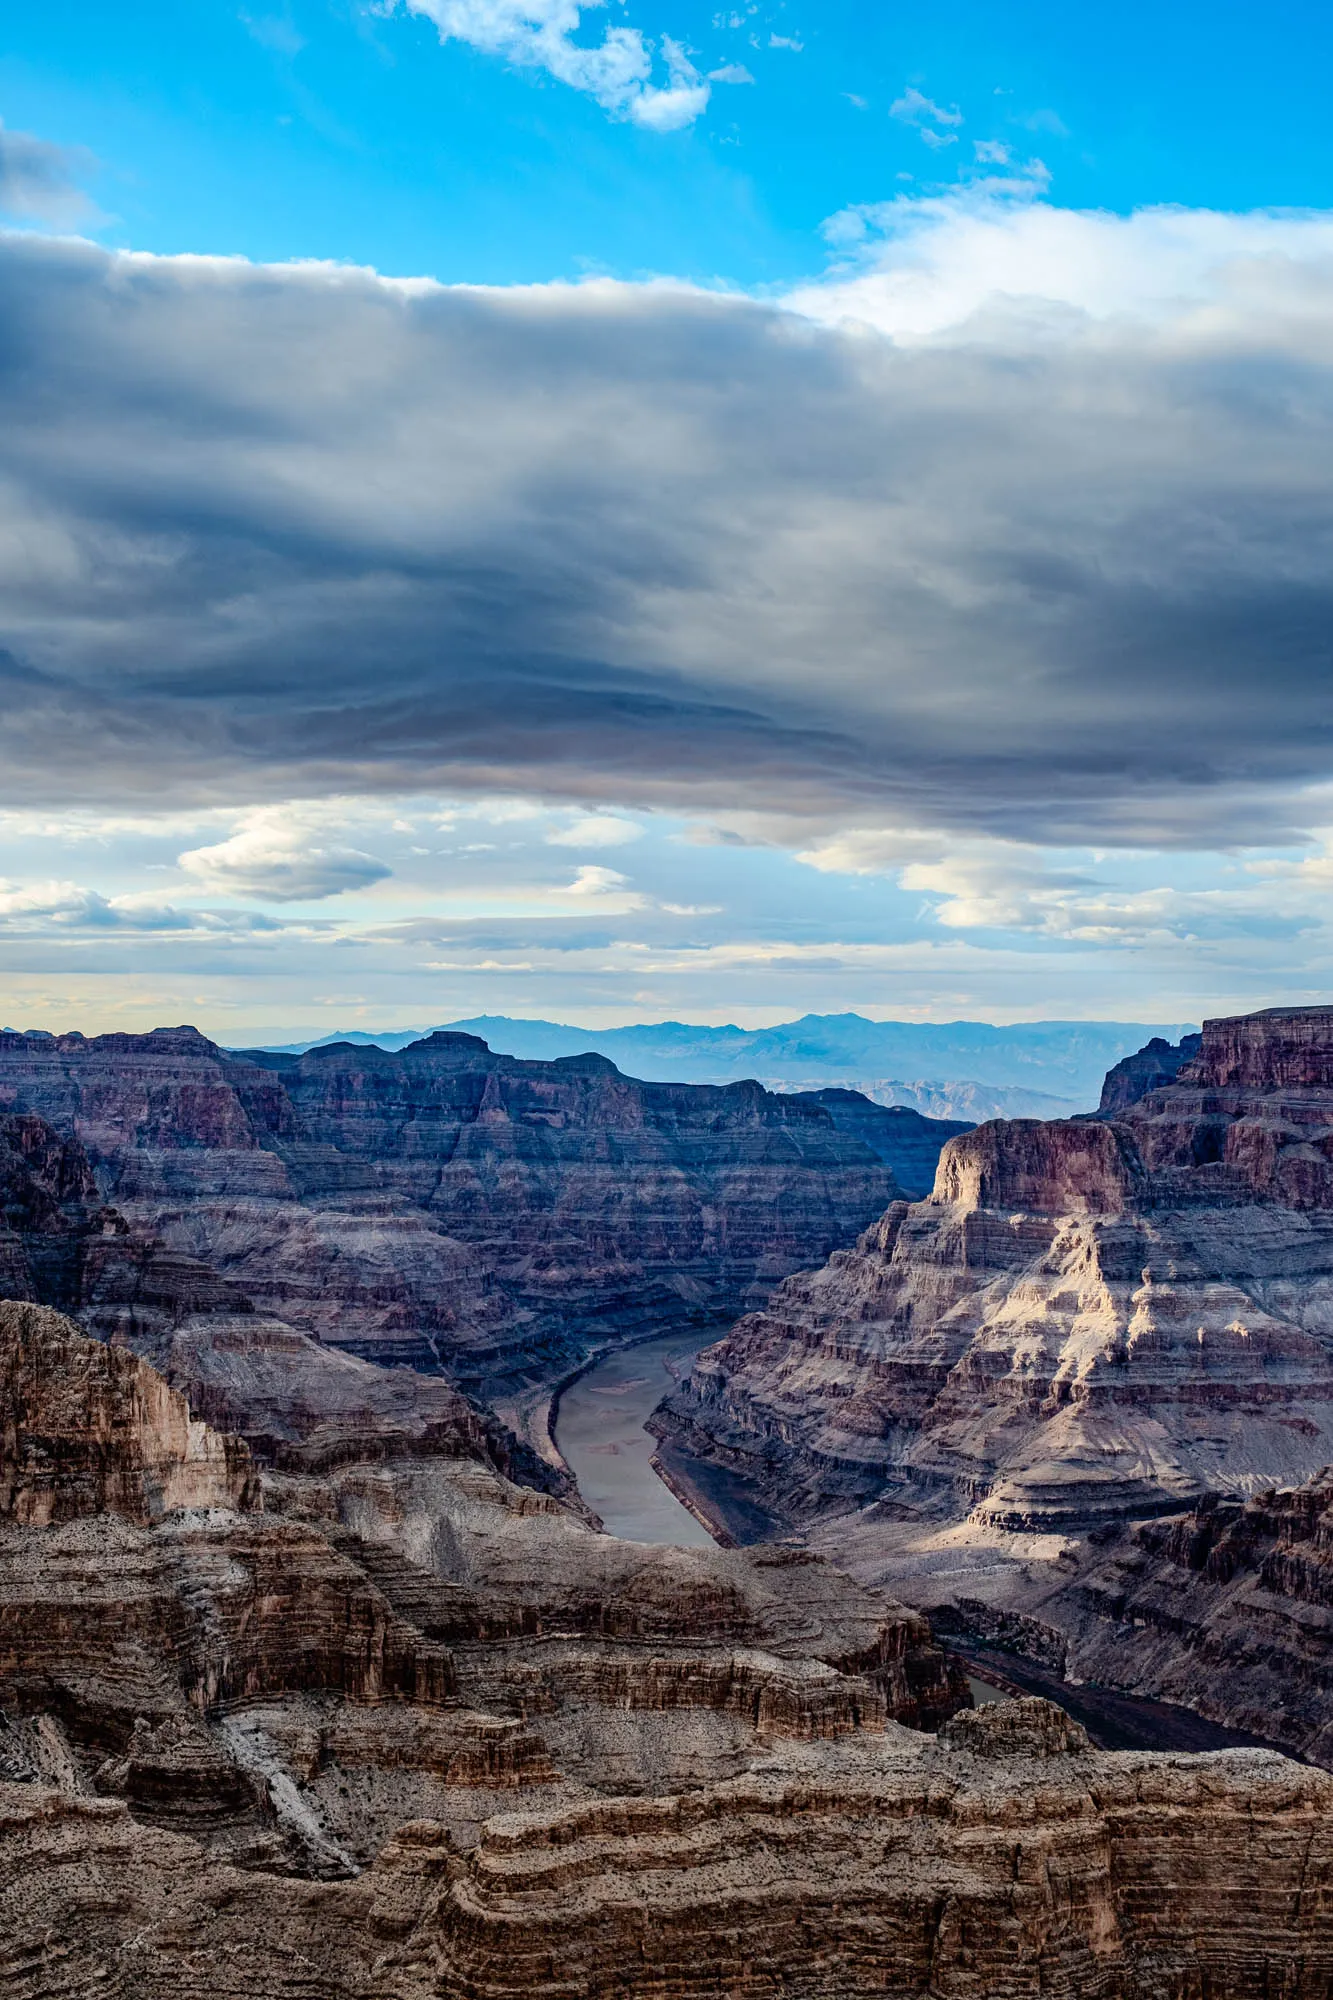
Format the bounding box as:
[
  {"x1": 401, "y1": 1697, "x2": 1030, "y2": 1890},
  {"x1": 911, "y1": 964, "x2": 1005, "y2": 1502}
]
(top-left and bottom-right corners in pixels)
[
  {"x1": 0, "y1": 1026, "x2": 899, "y2": 1394},
  {"x1": 784, "y1": 1087, "x2": 972, "y2": 1197},
  {"x1": 1098, "y1": 1031, "x2": 1202, "y2": 1114},
  {"x1": 7, "y1": 1700, "x2": 1333, "y2": 1998},
  {"x1": 655, "y1": 1005, "x2": 1333, "y2": 1539},
  {"x1": 0, "y1": 1302, "x2": 961, "y2": 1874},
  {"x1": 936, "y1": 1468, "x2": 1333, "y2": 1768},
  {"x1": 0, "y1": 1299, "x2": 256, "y2": 1522},
  {"x1": 9, "y1": 1299, "x2": 1333, "y2": 1994}
]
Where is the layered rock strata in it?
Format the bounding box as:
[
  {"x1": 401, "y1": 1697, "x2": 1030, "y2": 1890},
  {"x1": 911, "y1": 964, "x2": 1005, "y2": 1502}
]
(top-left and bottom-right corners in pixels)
[
  {"x1": 1097, "y1": 1030, "x2": 1202, "y2": 1115},
  {"x1": 0, "y1": 1300, "x2": 960, "y2": 1880},
  {"x1": 0, "y1": 1027, "x2": 898, "y2": 1394},
  {"x1": 922, "y1": 1467, "x2": 1333, "y2": 1768},
  {"x1": 5, "y1": 1697, "x2": 1333, "y2": 1997},
  {"x1": 9, "y1": 1296, "x2": 1333, "y2": 1993},
  {"x1": 655, "y1": 1005, "x2": 1333, "y2": 1537}
]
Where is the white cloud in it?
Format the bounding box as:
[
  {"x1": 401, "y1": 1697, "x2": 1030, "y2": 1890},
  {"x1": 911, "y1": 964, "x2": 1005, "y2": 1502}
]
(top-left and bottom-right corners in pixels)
[
  {"x1": 890, "y1": 86, "x2": 963, "y2": 134},
  {"x1": 0, "y1": 122, "x2": 94, "y2": 223},
  {"x1": 178, "y1": 808, "x2": 393, "y2": 902},
  {"x1": 708, "y1": 63, "x2": 754, "y2": 84},
  {"x1": 900, "y1": 856, "x2": 1287, "y2": 943},
  {"x1": 546, "y1": 815, "x2": 645, "y2": 847},
  {"x1": 768, "y1": 33, "x2": 803, "y2": 50},
  {"x1": 794, "y1": 183, "x2": 1333, "y2": 339},
  {"x1": 395, "y1": 1, "x2": 711, "y2": 128},
  {"x1": 795, "y1": 826, "x2": 956, "y2": 874},
  {"x1": 0, "y1": 878, "x2": 279, "y2": 933},
  {"x1": 562, "y1": 863, "x2": 644, "y2": 903}
]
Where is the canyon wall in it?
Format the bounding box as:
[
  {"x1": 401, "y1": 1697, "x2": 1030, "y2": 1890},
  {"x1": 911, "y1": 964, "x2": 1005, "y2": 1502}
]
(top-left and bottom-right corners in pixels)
[
  {"x1": 656, "y1": 1005, "x2": 1333, "y2": 1538},
  {"x1": 2, "y1": 1297, "x2": 1332, "y2": 1995},
  {"x1": 0, "y1": 1027, "x2": 898, "y2": 1395},
  {"x1": 924, "y1": 1468, "x2": 1333, "y2": 1769}
]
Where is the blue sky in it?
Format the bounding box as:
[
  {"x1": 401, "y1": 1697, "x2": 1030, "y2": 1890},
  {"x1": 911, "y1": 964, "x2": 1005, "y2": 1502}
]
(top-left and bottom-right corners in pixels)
[
  {"x1": 6, "y1": 0, "x2": 1333, "y2": 285},
  {"x1": 2, "y1": 2, "x2": 1333, "y2": 1041}
]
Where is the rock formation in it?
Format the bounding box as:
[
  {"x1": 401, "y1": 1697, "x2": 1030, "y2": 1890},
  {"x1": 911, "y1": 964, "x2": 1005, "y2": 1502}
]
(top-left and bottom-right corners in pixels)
[
  {"x1": 655, "y1": 1003, "x2": 1333, "y2": 1540},
  {"x1": 6, "y1": 1280, "x2": 1333, "y2": 1990},
  {"x1": 5, "y1": 1689, "x2": 1333, "y2": 1996},
  {"x1": 918, "y1": 1467, "x2": 1333, "y2": 1768},
  {"x1": 1097, "y1": 1030, "x2": 1202, "y2": 1114},
  {"x1": 0, "y1": 1298, "x2": 962, "y2": 1882},
  {"x1": 0, "y1": 1300, "x2": 256, "y2": 1522},
  {"x1": 783, "y1": 1087, "x2": 972, "y2": 1197},
  {"x1": 0, "y1": 1027, "x2": 898, "y2": 1397}
]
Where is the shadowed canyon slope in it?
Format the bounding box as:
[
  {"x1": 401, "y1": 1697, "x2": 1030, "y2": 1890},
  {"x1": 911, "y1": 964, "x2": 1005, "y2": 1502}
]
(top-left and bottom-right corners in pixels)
[
  {"x1": 0, "y1": 1026, "x2": 937, "y2": 1398},
  {"x1": 659, "y1": 1006, "x2": 1333, "y2": 1534},
  {"x1": 4, "y1": 1299, "x2": 1333, "y2": 1996}
]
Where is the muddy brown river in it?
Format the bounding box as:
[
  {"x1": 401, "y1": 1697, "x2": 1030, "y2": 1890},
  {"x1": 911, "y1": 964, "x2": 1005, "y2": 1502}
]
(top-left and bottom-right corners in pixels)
[
  {"x1": 554, "y1": 1334, "x2": 1298, "y2": 1760},
  {"x1": 553, "y1": 1331, "x2": 715, "y2": 1547}
]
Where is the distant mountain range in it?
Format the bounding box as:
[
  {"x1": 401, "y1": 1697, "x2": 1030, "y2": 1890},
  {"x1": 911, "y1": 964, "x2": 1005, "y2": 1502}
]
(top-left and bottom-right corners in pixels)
[{"x1": 244, "y1": 1013, "x2": 1197, "y2": 1122}]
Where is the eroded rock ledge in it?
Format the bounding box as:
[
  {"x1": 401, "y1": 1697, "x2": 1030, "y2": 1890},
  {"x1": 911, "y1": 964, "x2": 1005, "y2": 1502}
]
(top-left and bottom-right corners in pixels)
[
  {"x1": 0, "y1": 1026, "x2": 905, "y2": 1396},
  {"x1": 5, "y1": 1295, "x2": 1333, "y2": 1992},
  {"x1": 6, "y1": 1699, "x2": 1333, "y2": 1997},
  {"x1": 0, "y1": 1299, "x2": 960, "y2": 1876},
  {"x1": 655, "y1": 1005, "x2": 1333, "y2": 1537}
]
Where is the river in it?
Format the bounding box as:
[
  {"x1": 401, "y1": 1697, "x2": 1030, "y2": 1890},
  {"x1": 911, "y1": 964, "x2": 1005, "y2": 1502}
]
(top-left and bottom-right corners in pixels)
[
  {"x1": 553, "y1": 1331, "x2": 716, "y2": 1546},
  {"x1": 553, "y1": 1334, "x2": 1300, "y2": 1759}
]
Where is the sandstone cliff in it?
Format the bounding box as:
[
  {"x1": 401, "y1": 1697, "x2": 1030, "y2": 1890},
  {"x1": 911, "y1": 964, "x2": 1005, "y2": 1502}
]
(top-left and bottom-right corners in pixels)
[
  {"x1": 919, "y1": 1467, "x2": 1333, "y2": 1768},
  {"x1": 655, "y1": 1005, "x2": 1333, "y2": 1540},
  {"x1": 1097, "y1": 1030, "x2": 1202, "y2": 1114},
  {"x1": 0, "y1": 1027, "x2": 898, "y2": 1396},
  {"x1": 8, "y1": 1299, "x2": 1333, "y2": 1994},
  {"x1": 0, "y1": 1299, "x2": 256, "y2": 1522},
  {"x1": 0, "y1": 1300, "x2": 960, "y2": 1875},
  {"x1": 4, "y1": 1697, "x2": 1333, "y2": 1997}
]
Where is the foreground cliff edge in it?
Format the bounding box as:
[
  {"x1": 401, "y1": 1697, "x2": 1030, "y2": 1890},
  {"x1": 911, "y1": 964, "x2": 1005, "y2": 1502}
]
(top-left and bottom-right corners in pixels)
[
  {"x1": 655, "y1": 1004, "x2": 1333, "y2": 1762},
  {"x1": 3, "y1": 1303, "x2": 1333, "y2": 1994}
]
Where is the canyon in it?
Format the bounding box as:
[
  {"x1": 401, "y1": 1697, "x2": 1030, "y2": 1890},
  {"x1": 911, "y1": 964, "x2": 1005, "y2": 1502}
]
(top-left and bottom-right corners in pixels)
[
  {"x1": 5, "y1": 1295, "x2": 1333, "y2": 1996},
  {"x1": 655, "y1": 1004, "x2": 1333, "y2": 1765},
  {"x1": 0, "y1": 1026, "x2": 954, "y2": 1415}
]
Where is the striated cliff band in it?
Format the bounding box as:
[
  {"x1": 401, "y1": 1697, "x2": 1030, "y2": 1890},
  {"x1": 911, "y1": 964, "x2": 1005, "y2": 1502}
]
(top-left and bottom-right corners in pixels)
[
  {"x1": 654, "y1": 1005, "x2": 1333, "y2": 1750},
  {"x1": 5, "y1": 1295, "x2": 1333, "y2": 1996},
  {"x1": 0, "y1": 1027, "x2": 968, "y2": 1407}
]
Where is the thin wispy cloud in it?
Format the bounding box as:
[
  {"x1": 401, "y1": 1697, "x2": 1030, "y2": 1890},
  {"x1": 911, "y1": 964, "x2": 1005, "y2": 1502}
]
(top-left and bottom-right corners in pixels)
[{"x1": 889, "y1": 85, "x2": 963, "y2": 146}]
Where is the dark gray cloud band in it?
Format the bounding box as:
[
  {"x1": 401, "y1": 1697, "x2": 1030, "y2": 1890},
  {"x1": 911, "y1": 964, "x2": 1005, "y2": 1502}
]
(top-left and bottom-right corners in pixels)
[{"x1": 3, "y1": 231, "x2": 1333, "y2": 844}]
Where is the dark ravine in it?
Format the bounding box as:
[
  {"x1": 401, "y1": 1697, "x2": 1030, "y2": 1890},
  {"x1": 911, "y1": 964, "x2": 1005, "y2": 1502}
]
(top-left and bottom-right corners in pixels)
[{"x1": 946, "y1": 1642, "x2": 1298, "y2": 1757}]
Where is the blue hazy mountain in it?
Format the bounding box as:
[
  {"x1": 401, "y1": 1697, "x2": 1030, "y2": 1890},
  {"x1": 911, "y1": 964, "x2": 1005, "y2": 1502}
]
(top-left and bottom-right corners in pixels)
[{"x1": 246, "y1": 1013, "x2": 1197, "y2": 1120}]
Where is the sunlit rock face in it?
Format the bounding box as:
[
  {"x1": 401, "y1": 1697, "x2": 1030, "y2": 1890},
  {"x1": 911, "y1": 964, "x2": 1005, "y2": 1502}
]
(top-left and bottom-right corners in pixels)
[
  {"x1": 0, "y1": 1027, "x2": 899, "y2": 1394},
  {"x1": 657, "y1": 1006, "x2": 1333, "y2": 1536},
  {"x1": 0, "y1": 1301, "x2": 974, "y2": 1977}
]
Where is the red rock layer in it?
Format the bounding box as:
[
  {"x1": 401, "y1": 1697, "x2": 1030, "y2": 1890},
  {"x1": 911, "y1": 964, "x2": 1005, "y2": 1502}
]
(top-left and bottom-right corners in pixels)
[
  {"x1": 8, "y1": 1700, "x2": 1333, "y2": 1998},
  {"x1": 656, "y1": 1006, "x2": 1333, "y2": 1533},
  {"x1": 0, "y1": 1027, "x2": 898, "y2": 1392}
]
